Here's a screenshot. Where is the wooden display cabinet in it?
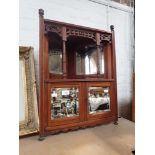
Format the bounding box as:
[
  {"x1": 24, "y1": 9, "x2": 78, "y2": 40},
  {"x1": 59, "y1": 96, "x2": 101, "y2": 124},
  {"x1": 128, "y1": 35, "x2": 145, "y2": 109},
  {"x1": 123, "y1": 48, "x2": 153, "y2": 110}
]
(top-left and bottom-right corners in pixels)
[{"x1": 38, "y1": 9, "x2": 118, "y2": 139}]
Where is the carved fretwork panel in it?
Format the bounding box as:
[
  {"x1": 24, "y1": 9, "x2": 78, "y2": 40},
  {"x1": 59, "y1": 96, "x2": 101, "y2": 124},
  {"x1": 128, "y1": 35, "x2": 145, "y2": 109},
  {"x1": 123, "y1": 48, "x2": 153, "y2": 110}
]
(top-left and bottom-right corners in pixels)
[
  {"x1": 66, "y1": 28, "x2": 96, "y2": 42},
  {"x1": 100, "y1": 33, "x2": 111, "y2": 43},
  {"x1": 44, "y1": 23, "x2": 111, "y2": 43},
  {"x1": 45, "y1": 23, "x2": 62, "y2": 36}
]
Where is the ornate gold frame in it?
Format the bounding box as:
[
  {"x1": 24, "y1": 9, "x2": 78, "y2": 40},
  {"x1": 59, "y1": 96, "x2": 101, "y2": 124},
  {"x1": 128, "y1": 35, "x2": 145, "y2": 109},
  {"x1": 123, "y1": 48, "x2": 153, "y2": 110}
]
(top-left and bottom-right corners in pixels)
[{"x1": 19, "y1": 46, "x2": 39, "y2": 136}]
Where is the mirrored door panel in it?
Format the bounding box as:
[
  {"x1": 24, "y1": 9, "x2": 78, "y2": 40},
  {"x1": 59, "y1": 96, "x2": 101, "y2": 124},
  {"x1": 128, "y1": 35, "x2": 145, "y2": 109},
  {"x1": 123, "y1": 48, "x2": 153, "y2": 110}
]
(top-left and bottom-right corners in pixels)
[
  {"x1": 88, "y1": 86, "x2": 110, "y2": 114},
  {"x1": 51, "y1": 87, "x2": 79, "y2": 119}
]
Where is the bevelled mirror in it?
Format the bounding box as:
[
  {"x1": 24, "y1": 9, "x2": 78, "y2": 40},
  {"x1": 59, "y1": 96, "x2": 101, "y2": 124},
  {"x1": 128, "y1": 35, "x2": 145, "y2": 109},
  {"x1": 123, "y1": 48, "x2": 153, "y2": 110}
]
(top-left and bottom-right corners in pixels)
[
  {"x1": 74, "y1": 41, "x2": 105, "y2": 76},
  {"x1": 48, "y1": 32, "x2": 63, "y2": 75},
  {"x1": 88, "y1": 86, "x2": 110, "y2": 114},
  {"x1": 51, "y1": 87, "x2": 79, "y2": 119}
]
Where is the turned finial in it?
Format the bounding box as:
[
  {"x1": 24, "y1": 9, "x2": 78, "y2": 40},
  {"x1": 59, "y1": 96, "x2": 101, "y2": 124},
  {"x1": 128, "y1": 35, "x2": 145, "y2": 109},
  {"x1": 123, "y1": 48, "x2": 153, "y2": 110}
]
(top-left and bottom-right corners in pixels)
[
  {"x1": 110, "y1": 25, "x2": 114, "y2": 31},
  {"x1": 39, "y1": 9, "x2": 44, "y2": 16}
]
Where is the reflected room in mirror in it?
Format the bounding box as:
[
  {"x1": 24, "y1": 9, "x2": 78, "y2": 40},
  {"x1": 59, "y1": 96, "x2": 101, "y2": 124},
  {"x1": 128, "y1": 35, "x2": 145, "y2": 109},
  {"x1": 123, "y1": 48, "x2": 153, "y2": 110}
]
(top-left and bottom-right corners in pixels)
[
  {"x1": 75, "y1": 43, "x2": 105, "y2": 75},
  {"x1": 66, "y1": 36, "x2": 105, "y2": 78},
  {"x1": 48, "y1": 32, "x2": 63, "y2": 75},
  {"x1": 51, "y1": 87, "x2": 79, "y2": 119},
  {"x1": 88, "y1": 87, "x2": 110, "y2": 114}
]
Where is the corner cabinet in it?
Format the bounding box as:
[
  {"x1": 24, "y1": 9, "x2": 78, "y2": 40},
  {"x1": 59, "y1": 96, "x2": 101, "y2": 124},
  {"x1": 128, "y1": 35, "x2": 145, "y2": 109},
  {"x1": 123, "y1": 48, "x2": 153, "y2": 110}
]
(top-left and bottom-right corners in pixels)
[{"x1": 38, "y1": 9, "x2": 118, "y2": 139}]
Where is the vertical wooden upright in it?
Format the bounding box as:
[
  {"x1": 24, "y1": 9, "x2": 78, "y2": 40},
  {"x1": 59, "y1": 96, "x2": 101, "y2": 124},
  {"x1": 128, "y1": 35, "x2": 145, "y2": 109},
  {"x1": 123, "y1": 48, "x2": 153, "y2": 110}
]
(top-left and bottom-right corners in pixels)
[
  {"x1": 132, "y1": 72, "x2": 135, "y2": 122},
  {"x1": 110, "y1": 25, "x2": 118, "y2": 124},
  {"x1": 39, "y1": 9, "x2": 45, "y2": 140},
  {"x1": 62, "y1": 26, "x2": 67, "y2": 78},
  {"x1": 96, "y1": 32, "x2": 100, "y2": 75}
]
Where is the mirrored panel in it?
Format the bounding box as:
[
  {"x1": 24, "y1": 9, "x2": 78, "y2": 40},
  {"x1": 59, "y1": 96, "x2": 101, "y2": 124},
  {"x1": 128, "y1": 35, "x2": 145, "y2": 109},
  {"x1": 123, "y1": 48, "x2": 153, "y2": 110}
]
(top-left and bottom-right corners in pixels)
[
  {"x1": 49, "y1": 49, "x2": 62, "y2": 74},
  {"x1": 99, "y1": 46, "x2": 104, "y2": 74},
  {"x1": 48, "y1": 32, "x2": 63, "y2": 74},
  {"x1": 51, "y1": 87, "x2": 79, "y2": 119},
  {"x1": 88, "y1": 87, "x2": 110, "y2": 114},
  {"x1": 85, "y1": 47, "x2": 97, "y2": 75},
  {"x1": 75, "y1": 44, "x2": 105, "y2": 75},
  {"x1": 76, "y1": 45, "x2": 97, "y2": 75}
]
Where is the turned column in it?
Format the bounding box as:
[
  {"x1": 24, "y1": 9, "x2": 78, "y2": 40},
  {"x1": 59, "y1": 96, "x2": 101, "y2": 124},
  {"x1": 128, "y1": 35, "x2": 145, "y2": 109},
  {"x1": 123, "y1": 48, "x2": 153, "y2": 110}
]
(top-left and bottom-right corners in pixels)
[
  {"x1": 96, "y1": 32, "x2": 100, "y2": 75},
  {"x1": 38, "y1": 8, "x2": 45, "y2": 140},
  {"x1": 62, "y1": 26, "x2": 67, "y2": 78},
  {"x1": 110, "y1": 25, "x2": 117, "y2": 80},
  {"x1": 110, "y1": 25, "x2": 118, "y2": 123}
]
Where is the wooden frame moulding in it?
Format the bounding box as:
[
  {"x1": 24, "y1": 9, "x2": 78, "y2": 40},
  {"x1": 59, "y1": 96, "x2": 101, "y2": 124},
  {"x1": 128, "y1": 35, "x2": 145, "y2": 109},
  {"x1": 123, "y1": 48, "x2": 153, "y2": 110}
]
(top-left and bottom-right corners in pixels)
[{"x1": 19, "y1": 46, "x2": 39, "y2": 137}]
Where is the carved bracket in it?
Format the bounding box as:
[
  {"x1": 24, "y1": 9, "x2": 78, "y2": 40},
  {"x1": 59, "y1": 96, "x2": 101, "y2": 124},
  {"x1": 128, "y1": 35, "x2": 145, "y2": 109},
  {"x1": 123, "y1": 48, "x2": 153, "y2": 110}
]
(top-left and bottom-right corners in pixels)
[
  {"x1": 100, "y1": 33, "x2": 111, "y2": 43},
  {"x1": 45, "y1": 23, "x2": 62, "y2": 36}
]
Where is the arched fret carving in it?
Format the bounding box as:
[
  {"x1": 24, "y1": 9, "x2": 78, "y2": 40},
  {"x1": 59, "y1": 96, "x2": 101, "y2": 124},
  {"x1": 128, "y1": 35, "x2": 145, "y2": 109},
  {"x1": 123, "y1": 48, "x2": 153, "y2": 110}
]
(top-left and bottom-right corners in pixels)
[
  {"x1": 66, "y1": 28, "x2": 96, "y2": 41},
  {"x1": 44, "y1": 23, "x2": 111, "y2": 43},
  {"x1": 45, "y1": 23, "x2": 62, "y2": 36},
  {"x1": 100, "y1": 33, "x2": 111, "y2": 43}
]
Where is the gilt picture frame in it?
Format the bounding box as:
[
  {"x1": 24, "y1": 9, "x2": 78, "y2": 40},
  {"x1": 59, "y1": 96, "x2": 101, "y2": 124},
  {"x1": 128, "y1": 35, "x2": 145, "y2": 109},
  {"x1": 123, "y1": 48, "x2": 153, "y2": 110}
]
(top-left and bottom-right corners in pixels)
[{"x1": 19, "y1": 46, "x2": 39, "y2": 136}]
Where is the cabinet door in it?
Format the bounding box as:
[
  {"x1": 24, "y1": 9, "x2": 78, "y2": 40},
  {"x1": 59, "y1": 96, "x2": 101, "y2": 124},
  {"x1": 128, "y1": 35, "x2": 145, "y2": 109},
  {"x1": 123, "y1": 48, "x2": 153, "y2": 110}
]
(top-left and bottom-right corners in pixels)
[
  {"x1": 47, "y1": 82, "x2": 84, "y2": 126},
  {"x1": 86, "y1": 82, "x2": 115, "y2": 120}
]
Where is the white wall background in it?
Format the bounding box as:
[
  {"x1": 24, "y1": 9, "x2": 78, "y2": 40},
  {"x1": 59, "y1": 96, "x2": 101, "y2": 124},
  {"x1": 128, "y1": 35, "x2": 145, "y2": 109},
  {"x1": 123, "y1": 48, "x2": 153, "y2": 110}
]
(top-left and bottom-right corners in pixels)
[{"x1": 19, "y1": 0, "x2": 134, "y2": 119}]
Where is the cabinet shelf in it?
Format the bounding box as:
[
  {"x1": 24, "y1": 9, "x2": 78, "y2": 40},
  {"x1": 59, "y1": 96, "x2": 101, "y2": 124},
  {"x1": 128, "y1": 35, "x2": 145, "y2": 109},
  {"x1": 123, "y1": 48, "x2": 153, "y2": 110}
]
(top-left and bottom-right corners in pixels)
[{"x1": 44, "y1": 78, "x2": 115, "y2": 83}]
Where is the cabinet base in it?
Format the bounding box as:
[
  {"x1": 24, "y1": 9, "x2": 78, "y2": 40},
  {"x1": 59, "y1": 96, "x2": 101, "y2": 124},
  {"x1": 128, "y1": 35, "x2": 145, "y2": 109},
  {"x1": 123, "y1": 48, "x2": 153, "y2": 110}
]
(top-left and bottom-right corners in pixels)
[{"x1": 41, "y1": 116, "x2": 117, "y2": 137}]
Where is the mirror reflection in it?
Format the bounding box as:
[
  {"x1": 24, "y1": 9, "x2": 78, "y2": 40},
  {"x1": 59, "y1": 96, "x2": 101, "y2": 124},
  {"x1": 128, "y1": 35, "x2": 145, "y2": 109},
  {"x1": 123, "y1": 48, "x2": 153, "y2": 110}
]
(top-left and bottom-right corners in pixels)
[
  {"x1": 51, "y1": 87, "x2": 79, "y2": 119},
  {"x1": 99, "y1": 46, "x2": 104, "y2": 74},
  {"x1": 49, "y1": 49, "x2": 62, "y2": 74},
  {"x1": 88, "y1": 87, "x2": 110, "y2": 114},
  {"x1": 48, "y1": 32, "x2": 63, "y2": 74},
  {"x1": 76, "y1": 44, "x2": 104, "y2": 75}
]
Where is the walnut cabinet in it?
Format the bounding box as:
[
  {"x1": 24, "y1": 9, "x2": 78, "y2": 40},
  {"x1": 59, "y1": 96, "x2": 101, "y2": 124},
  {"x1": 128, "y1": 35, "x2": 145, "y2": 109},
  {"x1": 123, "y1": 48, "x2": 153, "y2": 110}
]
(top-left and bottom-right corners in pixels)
[{"x1": 39, "y1": 9, "x2": 118, "y2": 138}]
